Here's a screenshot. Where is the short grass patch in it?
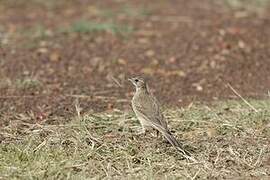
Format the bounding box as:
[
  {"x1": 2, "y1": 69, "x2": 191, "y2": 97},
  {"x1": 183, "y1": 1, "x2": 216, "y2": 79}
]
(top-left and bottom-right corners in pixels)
[
  {"x1": 0, "y1": 77, "x2": 42, "y2": 91},
  {"x1": 15, "y1": 77, "x2": 42, "y2": 90},
  {"x1": 98, "y1": 5, "x2": 151, "y2": 19},
  {"x1": 0, "y1": 100, "x2": 269, "y2": 179},
  {"x1": 62, "y1": 20, "x2": 133, "y2": 36}
]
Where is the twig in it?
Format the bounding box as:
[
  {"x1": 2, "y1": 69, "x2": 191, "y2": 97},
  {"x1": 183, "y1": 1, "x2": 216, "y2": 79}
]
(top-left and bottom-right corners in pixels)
[
  {"x1": 227, "y1": 83, "x2": 258, "y2": 112},
  {"x1": 191, "y1": 169, "x2": 201, "y2": 180},
  {"x1": 0, "y1": 95, "x2": 43, "y2": 98},
  {"x1": 74, "y1": 98, "x2": 82, "y2": 119},
  {"x1": 109, "y1": 76, "x2": 122, "y2": 87},
  {"x1": 65, "y1": 94, "x2": 92, "y2": 98},
  {"x1": 65, "y1": 94, "x2": 129, "y2": 102},
  {"x1": 253, "y1": 147, "x2": 264, "y2": 167},
  {"x1": 33, "y1": 140, "x2": 47, "y2": 153}
]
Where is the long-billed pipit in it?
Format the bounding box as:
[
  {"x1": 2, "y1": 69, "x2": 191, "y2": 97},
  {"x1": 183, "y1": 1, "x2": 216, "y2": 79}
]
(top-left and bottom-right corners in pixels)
[{"x1": 129, "y1": 77, "x2": 190, "y2": 156}]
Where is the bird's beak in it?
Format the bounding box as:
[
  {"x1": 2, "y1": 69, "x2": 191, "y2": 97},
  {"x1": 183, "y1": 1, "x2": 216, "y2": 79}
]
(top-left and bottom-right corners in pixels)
[{"x1": 128, "y1": 78, "x2": 136, "y2": 86}]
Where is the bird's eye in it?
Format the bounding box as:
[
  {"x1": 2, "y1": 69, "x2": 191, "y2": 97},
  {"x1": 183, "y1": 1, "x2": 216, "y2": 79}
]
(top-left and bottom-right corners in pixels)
[{"x1": 135, "y1": 79, "x2": 139, "y2": 82}]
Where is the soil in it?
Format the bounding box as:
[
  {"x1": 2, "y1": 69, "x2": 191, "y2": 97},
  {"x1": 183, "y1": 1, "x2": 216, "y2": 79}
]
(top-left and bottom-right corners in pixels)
[{"x1": 0, "y1": 0, "x2": 270, "y2": 124}]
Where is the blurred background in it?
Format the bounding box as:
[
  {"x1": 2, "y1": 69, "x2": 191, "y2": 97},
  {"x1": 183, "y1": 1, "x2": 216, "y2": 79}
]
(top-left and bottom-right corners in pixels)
[{"x1": 0, "y1": 0, "x2": 270, "y2": 123}]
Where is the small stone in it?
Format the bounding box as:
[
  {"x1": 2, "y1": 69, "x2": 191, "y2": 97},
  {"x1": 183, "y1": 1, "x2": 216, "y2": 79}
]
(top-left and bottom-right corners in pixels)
[
  {"x1": 238, "y1": 40, "x2": 245, "y2": 49},
  {"x1": 117, "y1": 58, "x2": 126, "y2": 65},
  {"x1": 145, "y1": 50, "x2": 155, "y2": 57}
]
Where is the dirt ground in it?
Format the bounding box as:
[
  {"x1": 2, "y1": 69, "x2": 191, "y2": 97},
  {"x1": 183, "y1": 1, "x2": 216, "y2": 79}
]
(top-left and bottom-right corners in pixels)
[{"x1": 0, "y1": 0, "x2": 270, "y2": 124}]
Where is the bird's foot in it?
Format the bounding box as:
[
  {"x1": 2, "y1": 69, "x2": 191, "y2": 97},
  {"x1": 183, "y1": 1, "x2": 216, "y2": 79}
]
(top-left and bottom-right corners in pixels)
[{"x1": 131, "y1": 126, "x2": 147, "y2": 136}]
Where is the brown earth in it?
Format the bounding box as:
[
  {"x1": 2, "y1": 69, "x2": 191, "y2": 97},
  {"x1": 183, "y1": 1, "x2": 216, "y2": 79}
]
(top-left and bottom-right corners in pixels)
[{"x1": 0, "y1": 0, "x2": 270, "y2": 125}]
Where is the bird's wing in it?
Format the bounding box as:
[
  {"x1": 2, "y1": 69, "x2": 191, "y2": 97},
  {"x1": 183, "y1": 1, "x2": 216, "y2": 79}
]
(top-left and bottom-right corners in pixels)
[
  {"x1": 133, "y1": 93, "x2": 167, "y2": 129},
  {"x1": 149, "y1": 94, "x2": 168, "y2": 128}
]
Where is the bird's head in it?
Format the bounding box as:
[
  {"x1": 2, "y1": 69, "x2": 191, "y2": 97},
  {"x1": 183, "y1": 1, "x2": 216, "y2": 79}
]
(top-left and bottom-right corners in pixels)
[{"x1": 128, "y1": 77, "x2": 147, "y2": 91}]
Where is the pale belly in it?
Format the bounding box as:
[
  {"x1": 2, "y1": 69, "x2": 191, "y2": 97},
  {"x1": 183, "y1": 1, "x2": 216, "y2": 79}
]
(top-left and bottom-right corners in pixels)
[{"x1": 135, "y1": 112, "x2": 152, "y2": 128}]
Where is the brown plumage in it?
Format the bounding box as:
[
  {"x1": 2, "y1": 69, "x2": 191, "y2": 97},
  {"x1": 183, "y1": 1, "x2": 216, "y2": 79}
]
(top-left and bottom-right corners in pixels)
[{"x1": 129, "y1": 77, "x2": 190, "y2": 156}]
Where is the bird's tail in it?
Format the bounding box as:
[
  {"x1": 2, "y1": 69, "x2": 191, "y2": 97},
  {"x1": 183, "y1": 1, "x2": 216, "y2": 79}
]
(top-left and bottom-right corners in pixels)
[
  {"x1": 162, "y1": 130, "x2": 191, "y2": 156},
  {"x1": 151, "y1": 123, "x2": 197, "y2": 162}
]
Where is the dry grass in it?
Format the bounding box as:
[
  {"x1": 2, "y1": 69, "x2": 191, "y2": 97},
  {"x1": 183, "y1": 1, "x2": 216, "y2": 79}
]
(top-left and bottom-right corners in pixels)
[
  {"x1": 0, "y1": 100, "x2": 269, "y2": 179},
  {"x1": 224, "y1": 0, "x2": 270, "y2": 12}
]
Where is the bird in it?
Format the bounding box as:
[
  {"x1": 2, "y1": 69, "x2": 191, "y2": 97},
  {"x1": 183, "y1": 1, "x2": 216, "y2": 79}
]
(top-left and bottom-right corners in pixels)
[{"x1": 128, "y1": 77, "x2": 191, "y2": 157}]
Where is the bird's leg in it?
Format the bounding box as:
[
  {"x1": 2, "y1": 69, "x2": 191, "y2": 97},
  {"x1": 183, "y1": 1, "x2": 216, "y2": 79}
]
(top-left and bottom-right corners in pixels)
[
  {"x1": 156, "y1": 130, "x2": 160, "y2": 138},
  {"x1": 149, "y1": 128, "x2": 160, "y2": 138},
  {"x1": 135, "y1": 126, "x2": 146, "y2": 136}
]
